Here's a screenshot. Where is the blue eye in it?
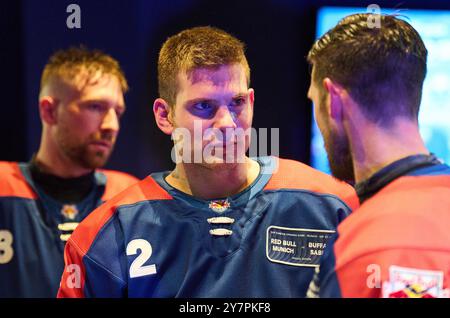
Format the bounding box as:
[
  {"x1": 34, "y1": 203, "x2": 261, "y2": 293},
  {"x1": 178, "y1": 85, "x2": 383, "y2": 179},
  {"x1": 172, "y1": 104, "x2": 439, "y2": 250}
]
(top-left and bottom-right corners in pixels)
[
  {"x1": 230, "y1": 98, "x2": 245, "y2": 108},
  {"x1": 87, "y1": 104, "x2": 105, "y2": 112},
  {"x1": 193, "y1": 102, "x2": 212, "y2": 111},
  {"x1": 189, "y1": 101, "x2": 216, "y2": 119}
]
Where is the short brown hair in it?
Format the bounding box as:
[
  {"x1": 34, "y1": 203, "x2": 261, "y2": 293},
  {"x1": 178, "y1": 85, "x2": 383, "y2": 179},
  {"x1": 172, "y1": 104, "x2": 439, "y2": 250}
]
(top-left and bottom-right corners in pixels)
[
  {"x1": 40, "y1": 46, "x2": 128, "y2": 94},
  {"x1": 158, "y1": 26, "x2": 250, "y2": 107},
  {"x1": 307, "y1": 14, "x2": 427, "y2": 125}
]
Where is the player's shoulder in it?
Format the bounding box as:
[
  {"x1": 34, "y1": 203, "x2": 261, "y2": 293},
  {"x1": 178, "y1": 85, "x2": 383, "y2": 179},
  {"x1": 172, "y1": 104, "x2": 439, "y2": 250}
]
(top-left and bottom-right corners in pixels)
[
  {"x1": 335, "y1": 176, "x2": 450, "y2": 265},
  {"x1": 69, "y1": 175, "x2": 173, "y2": 255},
  {"x1": 264, "y1": 157, "x2": 358, "y2": 210},
  {"x1": 0, "y1": 161, "x2": 23, "y2": 179},
  {"x1": 88, "y1": 174, "x2": 172, "y2": 220},
  {"x1": 356, "y1": 172, "x2": 450, "y2": 215},
  {"x1": 99, "y1": 169, "x2": 139, "y2": 184},
  {"x1": 0, "y1": 161, "x2": 36, "y2": 199},
  {"x1": 98, "y1": 169, "x2": 140, "y2": 201}
]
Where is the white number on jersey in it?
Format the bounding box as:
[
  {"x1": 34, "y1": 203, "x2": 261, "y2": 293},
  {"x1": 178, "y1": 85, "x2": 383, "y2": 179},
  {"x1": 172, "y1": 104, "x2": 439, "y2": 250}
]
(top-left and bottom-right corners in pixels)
[
  {"x1": 126, "y1": 239, "x2": 157, "y2": 278},
  {"x1": 0, "y1": 230, "x2": 14, "y2": 264}
]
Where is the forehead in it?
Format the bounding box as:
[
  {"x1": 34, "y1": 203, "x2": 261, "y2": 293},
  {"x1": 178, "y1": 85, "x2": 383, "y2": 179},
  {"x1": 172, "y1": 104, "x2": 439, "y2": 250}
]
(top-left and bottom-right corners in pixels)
[
  {"x1": 176, "y1": 64, "x2": 247, "y2": 101},
  {"x1": 187, "y1": 64, "x2": 246, "y2": 85},
  {"x1": 78, "y1": 74, "x2": 124, "y2": 103}
]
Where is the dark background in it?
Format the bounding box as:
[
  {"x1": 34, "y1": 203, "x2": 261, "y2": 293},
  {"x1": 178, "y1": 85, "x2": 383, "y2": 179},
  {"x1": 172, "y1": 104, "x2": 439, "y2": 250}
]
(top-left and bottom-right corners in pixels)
[{"x1": 2, "y1": 0, "x2": 449, "y2": 178}]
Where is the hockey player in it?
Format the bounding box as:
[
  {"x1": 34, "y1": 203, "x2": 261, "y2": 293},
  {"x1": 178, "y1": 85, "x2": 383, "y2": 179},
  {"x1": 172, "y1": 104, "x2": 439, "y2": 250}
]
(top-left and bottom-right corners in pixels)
[
  {"x1": 58, "y1": 27, "x2": 357, "y2": 298},
  {"x1": 306, "y1": 14, "x2": 450, "y2": 298},
  {"x1": 0, "y1": 47, "x2": 138, "y2": 297}
]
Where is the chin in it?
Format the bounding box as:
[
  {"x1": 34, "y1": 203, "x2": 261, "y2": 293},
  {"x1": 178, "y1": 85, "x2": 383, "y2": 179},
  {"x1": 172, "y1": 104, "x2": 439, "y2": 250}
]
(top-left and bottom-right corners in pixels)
[
  {"x1": 82, "y1": 152, "x2": 111, "y2": 169},
  {"x1": 200, "y1": 159, "x2": 240, "y2": 171}
]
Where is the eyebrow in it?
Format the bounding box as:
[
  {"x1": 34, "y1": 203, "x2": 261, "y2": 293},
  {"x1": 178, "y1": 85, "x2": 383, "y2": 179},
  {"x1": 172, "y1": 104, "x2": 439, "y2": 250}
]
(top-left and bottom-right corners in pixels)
[
  {"x1": 184, "y1": 93, "x2": 249, "y2": 107},
  {"x1": 81, "y1": 99, "x2": 126, "y2": 111},
  {"x1": 183, "y1": 98, "x2": 216, "y2": 107}
]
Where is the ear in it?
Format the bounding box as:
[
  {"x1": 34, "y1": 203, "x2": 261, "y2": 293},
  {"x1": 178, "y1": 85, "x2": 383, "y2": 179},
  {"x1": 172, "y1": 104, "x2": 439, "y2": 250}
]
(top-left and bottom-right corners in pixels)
[
  {"x1": 248, "y1": 88, "x2": 255, "y2": 110},
  {"x1": 39, "y1": 96, "x2": 58, "y2": 125},
  {"x1": 153, "y1": 98, "x2": 174, "y2": 135},
  {"x1": 322, "y1": 78, "x2": 343, "y2": 121}
]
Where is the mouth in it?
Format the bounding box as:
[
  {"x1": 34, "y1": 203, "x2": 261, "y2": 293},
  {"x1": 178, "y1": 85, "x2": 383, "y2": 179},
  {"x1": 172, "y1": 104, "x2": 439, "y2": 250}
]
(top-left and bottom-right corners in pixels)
[{"x1": 90, "y1": 140, "x2": 113, "y2": 151}]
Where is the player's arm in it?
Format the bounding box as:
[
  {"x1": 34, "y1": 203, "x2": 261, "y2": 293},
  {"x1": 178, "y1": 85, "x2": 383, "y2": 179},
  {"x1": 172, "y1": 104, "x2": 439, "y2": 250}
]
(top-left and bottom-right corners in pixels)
[
  {"x1": 57, "y1": 200, "x2": 128, "y2": 298},
  {"x1": 58, "y1": 236, "x2": 127, "y2": 298}
]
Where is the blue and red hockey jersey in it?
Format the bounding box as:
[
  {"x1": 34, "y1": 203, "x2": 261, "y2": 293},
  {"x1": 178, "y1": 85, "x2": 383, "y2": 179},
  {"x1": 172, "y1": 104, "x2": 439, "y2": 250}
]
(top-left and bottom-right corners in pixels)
[
  {"x1": 0, "y1": 161, "x2": 138, "y2": 297},
  {"x1": 58, "y1": 156, "x2": 358, "y2": 298},
  {"x1": 309, "y1": 162, "x2": 450, "y2": 298}
]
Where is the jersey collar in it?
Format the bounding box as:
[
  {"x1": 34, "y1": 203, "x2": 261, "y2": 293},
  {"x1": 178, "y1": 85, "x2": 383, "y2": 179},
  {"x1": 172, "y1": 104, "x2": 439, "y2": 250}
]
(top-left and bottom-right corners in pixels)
[
  {"x1": 150, "y1": 156, "x2": 276, "y2": 212},
  {"x1": 355, "y1": 153, "x2": 442, "y2": 204}
]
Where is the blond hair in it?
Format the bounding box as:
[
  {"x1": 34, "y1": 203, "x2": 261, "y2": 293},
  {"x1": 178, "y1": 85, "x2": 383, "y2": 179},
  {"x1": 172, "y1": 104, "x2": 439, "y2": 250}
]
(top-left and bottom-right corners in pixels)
[
  {"x1": 40, "y1": 46, "x2": 128, "y2": 95},
  {"x1": 158, "y1": 26, "x2": 250, "y2": 107}
]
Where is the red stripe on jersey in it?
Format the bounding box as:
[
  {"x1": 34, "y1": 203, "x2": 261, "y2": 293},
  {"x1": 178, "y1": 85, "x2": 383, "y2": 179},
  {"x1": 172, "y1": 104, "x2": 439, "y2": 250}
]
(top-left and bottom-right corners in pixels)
[
  {"x1": 58, "y1": 176, "x2": 172, "y2": 298},
  {"x1": 333, "y1": 175, "x2": 450, "y2": 297},
  {"x1": 58, "y1": 239, "x2": 87, "y2": 297},
  {"x1": 264, "y1": 158, "x2": 359, "y2": 210},
  {"x1": 99, "y1": 169, "x2": 139, "y2": 201},
  {"x1": 0, "y1": 161, "x2": 37, "y2": 199}
]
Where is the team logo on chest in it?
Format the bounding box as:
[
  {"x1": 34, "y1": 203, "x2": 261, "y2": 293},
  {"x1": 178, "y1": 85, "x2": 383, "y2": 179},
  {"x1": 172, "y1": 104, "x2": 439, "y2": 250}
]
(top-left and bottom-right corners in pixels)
[
  {"x1": 61, "y1": 204, "x2": 79, "y2": 220},
  {"x1": 208, "y1": 199, "x2": 231, "y2": 213},
  {"x1": 382, "y1": 266, "x2": 450, "y2": 298}
]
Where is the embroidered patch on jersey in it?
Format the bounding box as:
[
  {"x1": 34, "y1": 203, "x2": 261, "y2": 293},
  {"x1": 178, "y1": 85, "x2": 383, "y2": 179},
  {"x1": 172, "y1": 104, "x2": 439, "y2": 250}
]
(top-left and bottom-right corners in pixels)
[
  {"x1": 61, "y1": 204, "x2": 79, "y2": 220},
  {"x1": 382, "y1": 265, "x2": 449, "y2": 298},
  {"x1": 266, "y1": 226, "x2": 335, "y2": 267},
  {"x1": 208, "y1": 199, "x2": 231, "y2": 213}
]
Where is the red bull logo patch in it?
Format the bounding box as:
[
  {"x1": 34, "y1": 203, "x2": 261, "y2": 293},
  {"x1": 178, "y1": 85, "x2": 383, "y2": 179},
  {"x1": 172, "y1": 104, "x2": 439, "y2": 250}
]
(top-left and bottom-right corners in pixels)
[
  {"x1": 61, "y1": 204, "x2": 79, "y2": 220},
  {"x1": 382, "y1": 265, "x2": 449, "y2": 298},
  {"x1": 208, "y1": 199, "x2": 231, "y2": 213},
  {"x1": 388, "y1": 284, "x2": 435, "y2": 298}
]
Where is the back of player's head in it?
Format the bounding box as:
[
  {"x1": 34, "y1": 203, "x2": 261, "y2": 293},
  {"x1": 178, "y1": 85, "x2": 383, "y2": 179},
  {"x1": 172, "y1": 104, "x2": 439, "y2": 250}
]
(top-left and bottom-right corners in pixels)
[
  {"x1": 307, "y1": 13, "x2": 427, "y2": 126},
  {"x1": 158, "y1": 26, "x2": 250, "y2": 107},
  {"x1": 40, "y1": 46, "x2": 128, "y2": 97}
]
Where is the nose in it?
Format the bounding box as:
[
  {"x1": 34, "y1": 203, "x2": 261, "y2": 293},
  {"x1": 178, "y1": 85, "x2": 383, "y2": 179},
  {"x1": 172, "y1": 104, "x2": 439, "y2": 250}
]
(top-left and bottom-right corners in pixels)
[
  {"x1": 101, "y1": 107, "x2": 120, "y2": 133},
  {"x1": 213, "y1": 106, "x2": 237, "y2": 131}
]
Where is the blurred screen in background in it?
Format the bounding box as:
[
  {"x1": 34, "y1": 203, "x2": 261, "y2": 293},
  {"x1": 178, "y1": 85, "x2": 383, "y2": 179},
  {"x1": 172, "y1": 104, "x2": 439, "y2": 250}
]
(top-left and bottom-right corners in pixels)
[{"x1": 311, "y1": 7, "x2": 450, "y2": 174}]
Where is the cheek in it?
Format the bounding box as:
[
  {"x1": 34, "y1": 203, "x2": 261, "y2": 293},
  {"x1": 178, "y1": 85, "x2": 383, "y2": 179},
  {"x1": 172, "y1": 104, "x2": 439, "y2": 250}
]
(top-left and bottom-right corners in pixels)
[
  {"x1": 70, "y1": 114, "x2": 101, "y2": 137},
  {"x1": 235, "y1": 106, "x2": 253, "y2": 129}
]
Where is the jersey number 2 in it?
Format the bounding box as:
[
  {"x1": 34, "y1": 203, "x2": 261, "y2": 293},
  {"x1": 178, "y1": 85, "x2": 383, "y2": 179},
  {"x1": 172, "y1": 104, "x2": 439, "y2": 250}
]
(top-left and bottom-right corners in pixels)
[{"x1": 126, "y1": 239, "x2": 157, "y2": 278}]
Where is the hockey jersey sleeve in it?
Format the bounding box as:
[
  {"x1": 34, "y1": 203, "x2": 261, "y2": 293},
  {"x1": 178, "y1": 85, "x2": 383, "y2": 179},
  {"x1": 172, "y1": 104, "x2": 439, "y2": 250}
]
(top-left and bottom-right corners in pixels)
[
  {"x1": 58, "y1": 223, "x2": 127, "y2": 298},
  {"x1": 58, "y1": 186, "x2": 133, "y2": 298},
  {"x1": 58, "y1": 176, "x2": 173, "y2": 298}
]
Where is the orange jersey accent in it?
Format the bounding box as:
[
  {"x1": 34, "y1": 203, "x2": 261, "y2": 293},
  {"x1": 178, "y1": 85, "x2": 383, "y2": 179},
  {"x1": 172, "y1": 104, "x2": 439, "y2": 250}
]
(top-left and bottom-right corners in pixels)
[
  {"x1": 264, "y1": 158, "x2": 359, "y2": 210},
  {"x1": 334, "y1": 174, "x2": 450, "y2": 297},
  {"x1": 0, "y1": 162, "x2": 37, "y2": 199}
]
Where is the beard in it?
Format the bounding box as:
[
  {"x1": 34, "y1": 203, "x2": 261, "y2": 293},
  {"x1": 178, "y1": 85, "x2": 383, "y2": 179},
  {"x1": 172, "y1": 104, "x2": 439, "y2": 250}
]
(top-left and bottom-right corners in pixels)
[
  {"x1": 322, "y1": 129, "x2": 355, "y2": 183},
  {"x1": 56, "y1": 129, "x2": 114, "y2": 170}
]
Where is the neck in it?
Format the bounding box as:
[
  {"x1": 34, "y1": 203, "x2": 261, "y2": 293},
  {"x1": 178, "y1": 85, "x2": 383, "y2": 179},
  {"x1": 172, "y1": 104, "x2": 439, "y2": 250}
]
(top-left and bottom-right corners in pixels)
[
  {"x1": 36, "y1": 136, "x2": 92, "y2": 178},
  {"x1": 166, "y1": 157, "x2": 260, "y2": 200},
  {"x1": 349, "y1": 119, "x2": 429, "y2": 184}
]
